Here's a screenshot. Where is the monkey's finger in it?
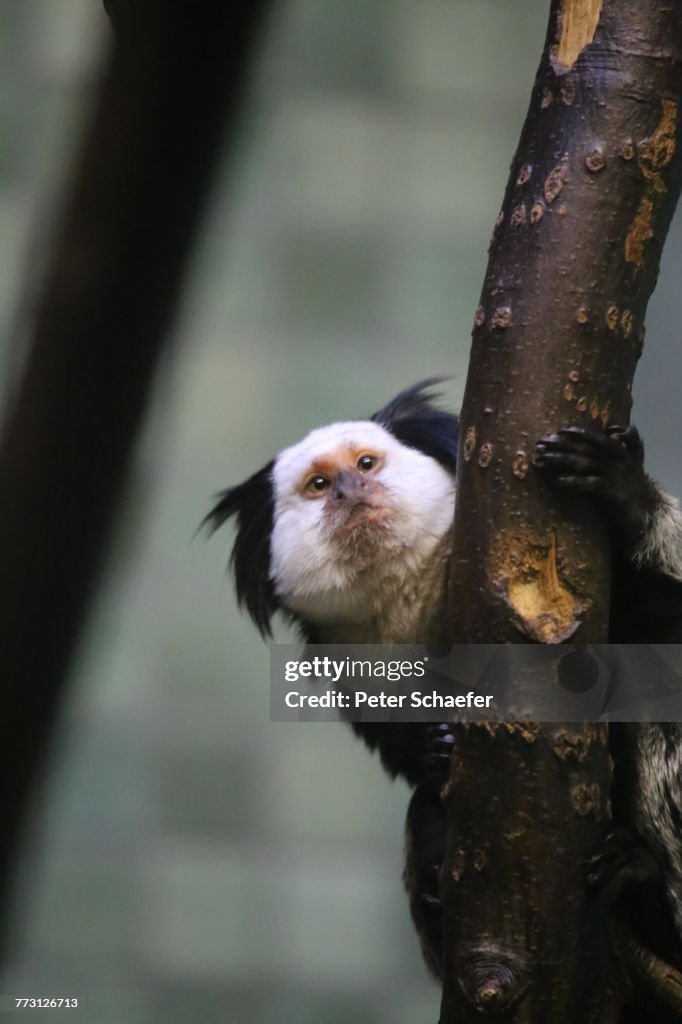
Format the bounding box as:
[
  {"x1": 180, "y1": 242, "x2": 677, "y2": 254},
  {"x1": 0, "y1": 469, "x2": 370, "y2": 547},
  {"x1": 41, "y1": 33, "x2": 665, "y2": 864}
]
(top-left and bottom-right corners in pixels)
[
  {"x1": 555, "y1": 427, "x2": 629, "y2": 459},
  {"x1": 425, "y1": 722, "x2": 456, "y2": 752},
  {"x1": 535, "y1": 451, "x2": 604, "y2": 476},
  {"x1": 536, "y1": 433, "x2": 625, "y2": 465},
  {"x1": 545, "y1": 475, "x2": 602, "y2": 492},
  {"x1": 421, "y1": 724, "x2": 456, "y2": 786},
  {"x1": 604, "y1": 424, "x2": 644, "y2": 461}
]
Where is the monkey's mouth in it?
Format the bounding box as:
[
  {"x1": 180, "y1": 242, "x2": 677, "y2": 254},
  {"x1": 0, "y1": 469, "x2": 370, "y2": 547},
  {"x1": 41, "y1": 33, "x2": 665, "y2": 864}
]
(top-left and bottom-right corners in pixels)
[{"x1": 343, "y1": 502, "x2": 390, "y2": 528}]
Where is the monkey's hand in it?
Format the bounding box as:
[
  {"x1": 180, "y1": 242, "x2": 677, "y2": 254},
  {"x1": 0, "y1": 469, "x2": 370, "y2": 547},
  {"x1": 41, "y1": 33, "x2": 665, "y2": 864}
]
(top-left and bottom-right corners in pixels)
[
  {"x1": 587, "y1": 825, "x2": 662, "y2": 903},
  {"x1": 350, "y1": 722, "x2": 455, "y2": 788},
  {"x1": 534, "y1": 425, "x2": 658, "y2": 547}
]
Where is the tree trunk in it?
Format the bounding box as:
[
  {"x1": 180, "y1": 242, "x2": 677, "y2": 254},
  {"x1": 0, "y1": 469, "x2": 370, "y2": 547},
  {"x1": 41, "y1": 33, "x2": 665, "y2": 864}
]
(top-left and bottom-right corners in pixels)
[{"x1": 442, "y1": 1, "x2": 682, "y2": 1020}]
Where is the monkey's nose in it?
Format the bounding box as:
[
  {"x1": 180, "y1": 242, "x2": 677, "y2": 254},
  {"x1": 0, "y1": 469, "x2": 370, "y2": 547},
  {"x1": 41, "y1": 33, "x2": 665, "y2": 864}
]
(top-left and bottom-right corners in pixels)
[{"x1": 334, "y1": 469, "x2": 370, "y2": 503}]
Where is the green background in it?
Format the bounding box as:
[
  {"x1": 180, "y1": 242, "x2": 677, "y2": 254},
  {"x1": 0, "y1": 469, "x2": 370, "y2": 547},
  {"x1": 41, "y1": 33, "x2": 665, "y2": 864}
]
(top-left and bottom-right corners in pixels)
[{"x1": 1, "y1": 2, "x2": 681, "y2": 1021}]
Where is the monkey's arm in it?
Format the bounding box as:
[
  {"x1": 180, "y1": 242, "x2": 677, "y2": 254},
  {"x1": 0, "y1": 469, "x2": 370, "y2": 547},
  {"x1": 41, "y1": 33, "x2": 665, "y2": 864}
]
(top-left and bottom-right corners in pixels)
[
  {"x1": 536, "y1": 427, "x2": 682, "y2": 963},
  {"x1": 535, "y1": 425, "x2": 682, "y2": 641}
]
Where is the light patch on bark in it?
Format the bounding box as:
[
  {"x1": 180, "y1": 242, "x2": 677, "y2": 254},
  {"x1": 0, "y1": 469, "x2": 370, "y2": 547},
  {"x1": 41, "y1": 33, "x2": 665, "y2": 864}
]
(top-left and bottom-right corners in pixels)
[
  {"x1": 570, "y1": 780, "x2": 601, "y2": 816},
  {"x1": 625, "y1": 198, "x2": 655, "y2": 268},
  {"x1": 626, "y1": 99, "x2": 678, "y2": 267},
  {"x1": 553, "y1": 0, "x2": 602, "y2": 71},
  {"x1": 551, "y1": 724, "x2": 600, "y2": 762},
  {"x1": 638, "y1": 97, "x2": 677, "y2": 194},
  {"x1": 490, "y1": 529, "x2": 581, "y2": 643}
]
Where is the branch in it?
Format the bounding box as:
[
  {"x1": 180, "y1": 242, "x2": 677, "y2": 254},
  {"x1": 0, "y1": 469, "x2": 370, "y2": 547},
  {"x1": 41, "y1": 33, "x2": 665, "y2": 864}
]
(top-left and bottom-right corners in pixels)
[
  {"x1": 0, "y1": 0, "x2": 270, "y2": 928},
  {"x1": 441, "y1": 1, "x2": 682, "y2": 1019}
]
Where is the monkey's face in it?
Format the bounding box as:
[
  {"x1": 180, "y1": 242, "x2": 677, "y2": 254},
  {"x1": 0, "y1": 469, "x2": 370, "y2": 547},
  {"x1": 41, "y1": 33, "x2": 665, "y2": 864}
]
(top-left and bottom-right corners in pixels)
[{"x1": 270, "y1": 420, "x2": 454, "y2": 623}]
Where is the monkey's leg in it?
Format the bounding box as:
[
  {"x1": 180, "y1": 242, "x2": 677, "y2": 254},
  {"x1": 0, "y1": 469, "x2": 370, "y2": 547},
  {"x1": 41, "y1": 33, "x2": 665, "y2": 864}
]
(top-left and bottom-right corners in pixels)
[{"x1": 404, "y1": 784, "x2": 446, "y2": 979}]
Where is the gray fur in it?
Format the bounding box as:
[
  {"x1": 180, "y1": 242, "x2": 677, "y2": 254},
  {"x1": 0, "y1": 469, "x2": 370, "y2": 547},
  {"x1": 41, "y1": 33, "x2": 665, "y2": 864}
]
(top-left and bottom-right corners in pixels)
[
  {"x1": 634, "y1": 486, "x2": 682, "y2": 579},
  {"x1": 633, "y1": 724, "x2": 682, "y2": 933}
]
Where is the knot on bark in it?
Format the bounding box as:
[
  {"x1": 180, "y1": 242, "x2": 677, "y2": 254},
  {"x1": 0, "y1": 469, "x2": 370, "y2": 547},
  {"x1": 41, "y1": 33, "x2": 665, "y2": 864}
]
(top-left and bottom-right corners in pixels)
[{"x1": 457, "y1": 946, "x2": 526, "y2": 1014}]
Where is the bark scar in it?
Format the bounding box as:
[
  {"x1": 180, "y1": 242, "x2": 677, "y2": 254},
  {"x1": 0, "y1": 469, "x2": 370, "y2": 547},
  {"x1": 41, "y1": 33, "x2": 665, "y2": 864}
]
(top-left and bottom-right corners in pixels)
[
  {"x1": 553, "y1": 0, "x2": 602, "y2": 72},
  {"x1": 626, "y1": 98, "x2": 678, "y2": 268},
  {"x1": 490, "y1": 529, "x2": 581, "y2": 643}
]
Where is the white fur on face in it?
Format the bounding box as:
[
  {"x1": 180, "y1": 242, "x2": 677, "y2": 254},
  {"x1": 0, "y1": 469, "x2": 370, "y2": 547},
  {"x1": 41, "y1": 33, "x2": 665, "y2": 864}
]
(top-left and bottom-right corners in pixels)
[{"x1": 270, "y1": 420, "x2": 455, "y2": 623}]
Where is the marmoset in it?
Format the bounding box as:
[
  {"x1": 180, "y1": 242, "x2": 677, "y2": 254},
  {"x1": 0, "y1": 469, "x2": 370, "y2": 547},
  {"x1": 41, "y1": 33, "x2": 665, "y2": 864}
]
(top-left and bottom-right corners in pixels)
[{"x1": 206, "y1": 380, "x2": 682, "y2": 977}]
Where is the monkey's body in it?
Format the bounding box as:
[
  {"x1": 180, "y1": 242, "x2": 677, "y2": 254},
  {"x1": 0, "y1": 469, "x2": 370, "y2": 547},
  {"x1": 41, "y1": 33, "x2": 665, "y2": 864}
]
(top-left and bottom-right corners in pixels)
[{"x1": 207, "y1": 381, "x2": 682, "y2": 978}]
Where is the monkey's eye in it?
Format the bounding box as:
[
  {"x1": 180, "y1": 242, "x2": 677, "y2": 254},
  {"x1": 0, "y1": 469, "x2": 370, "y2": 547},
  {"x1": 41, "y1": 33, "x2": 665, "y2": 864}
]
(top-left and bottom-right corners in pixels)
[
  {"x1": 357, "y1": 454, "x2": 378, "y2": 472},
  {"x1": 305, "y1": 475, "x2": 330, "y2": 494}
]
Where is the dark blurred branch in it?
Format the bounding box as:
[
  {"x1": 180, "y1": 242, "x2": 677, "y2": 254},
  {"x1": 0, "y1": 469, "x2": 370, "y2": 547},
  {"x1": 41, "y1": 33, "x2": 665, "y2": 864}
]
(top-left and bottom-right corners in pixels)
[{"x1": 0, "y1": 0, "x2": 270, "y2": 929}]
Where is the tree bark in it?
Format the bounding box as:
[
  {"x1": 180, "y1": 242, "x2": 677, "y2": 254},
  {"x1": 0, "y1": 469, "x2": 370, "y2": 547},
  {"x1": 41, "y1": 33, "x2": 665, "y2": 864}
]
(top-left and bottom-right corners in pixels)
[
  {"x1": 442, "y1": 1, "x2": 682, "y2": 1020},
  {"x1": 0, "y1": 0, "x2": 269, "y2": 934}
]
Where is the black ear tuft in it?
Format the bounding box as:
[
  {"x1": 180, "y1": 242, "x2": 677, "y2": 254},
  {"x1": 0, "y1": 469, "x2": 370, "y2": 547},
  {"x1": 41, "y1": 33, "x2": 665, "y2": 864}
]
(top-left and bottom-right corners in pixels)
[
  {"x1": 202, "y1": 460, "x2": 278, "y2": 636},
  {"x1": 371, "y1": 379, "x2": 458, "y2": 475}
]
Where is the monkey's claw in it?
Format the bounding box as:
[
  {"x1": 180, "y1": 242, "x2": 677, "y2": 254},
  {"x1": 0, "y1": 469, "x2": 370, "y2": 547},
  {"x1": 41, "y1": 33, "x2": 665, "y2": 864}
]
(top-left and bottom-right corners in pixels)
[
  {"x1": 603, "y1": 424, "x2": 645, "y2": 461},
  {"x1": 420, "y1": 864, "x2": 442, "y2": 909},
  {"x1": 421, "y1": 892, "x2": 441, "y2": 909},
  {"x1": 587, "y1": 826, "x2": 660, "y2": 903},
  {"x1": 422, "y1": 723, "x2": 455, "y2": 786}
]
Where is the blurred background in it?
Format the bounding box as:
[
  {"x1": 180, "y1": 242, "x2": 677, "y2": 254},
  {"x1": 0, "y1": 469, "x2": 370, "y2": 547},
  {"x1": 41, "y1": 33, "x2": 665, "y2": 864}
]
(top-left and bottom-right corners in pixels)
[{"x1": 1, "y1": 1, "x2": 681, "y2": 1021}]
